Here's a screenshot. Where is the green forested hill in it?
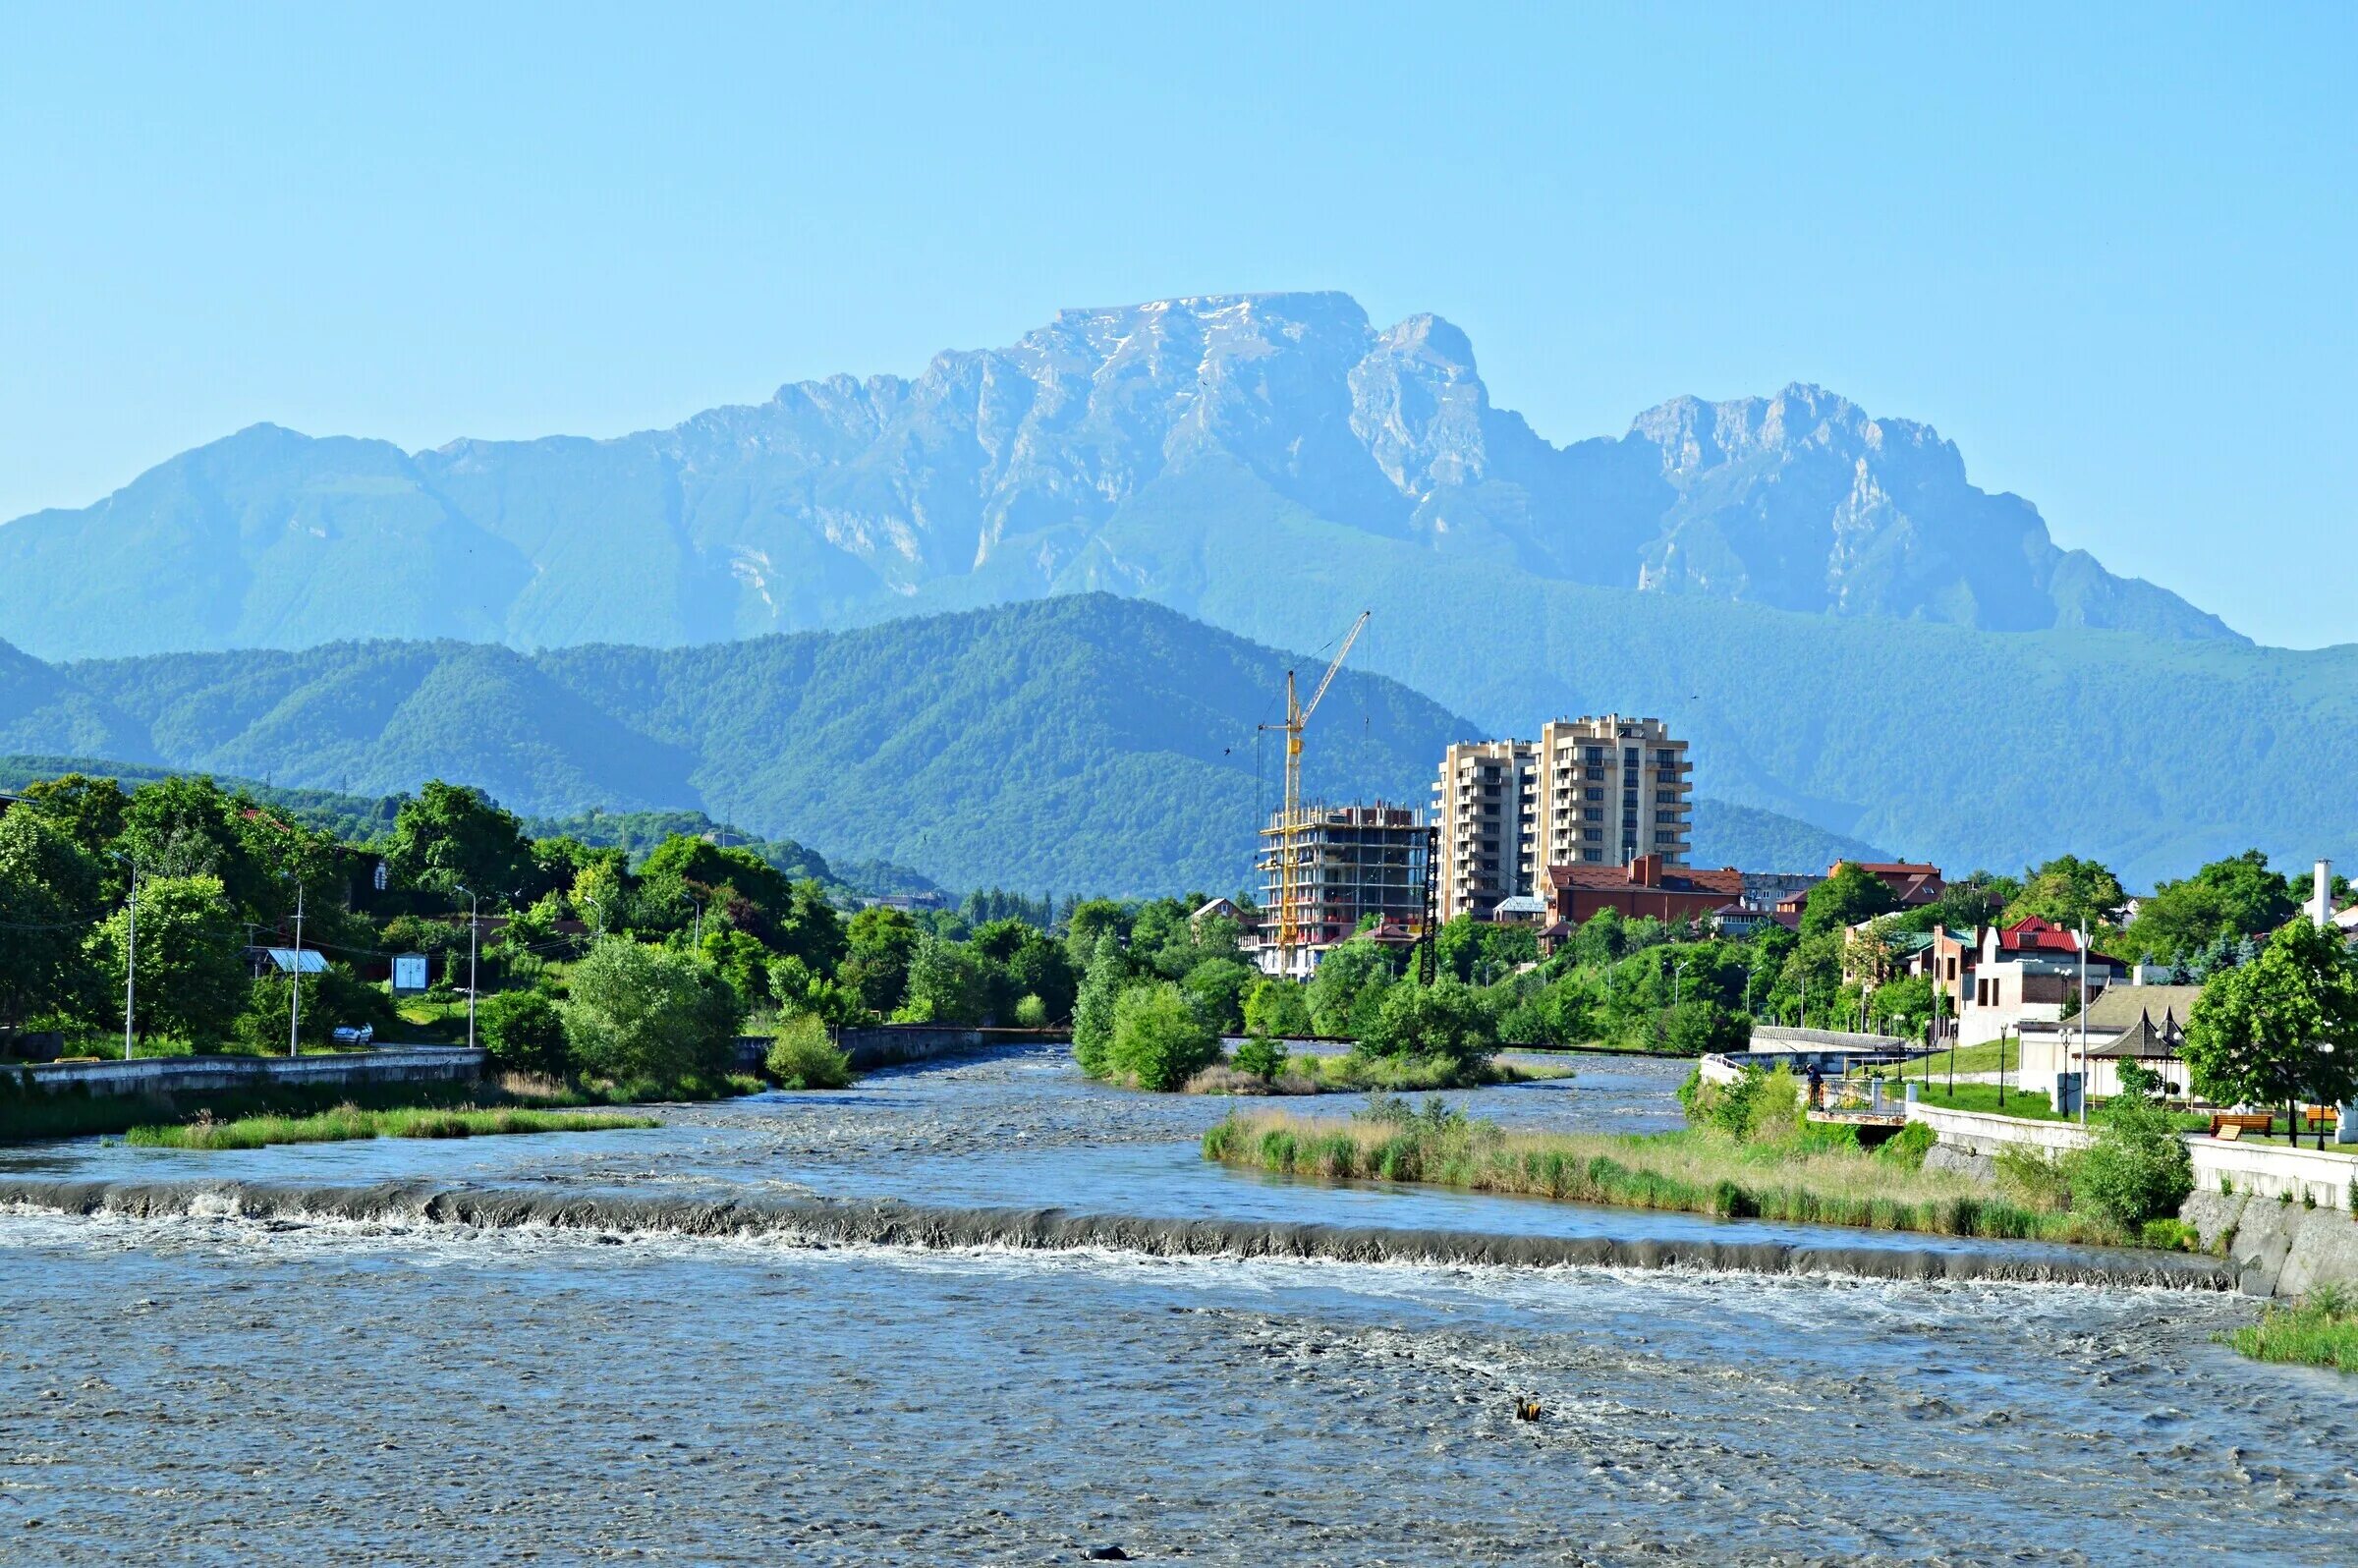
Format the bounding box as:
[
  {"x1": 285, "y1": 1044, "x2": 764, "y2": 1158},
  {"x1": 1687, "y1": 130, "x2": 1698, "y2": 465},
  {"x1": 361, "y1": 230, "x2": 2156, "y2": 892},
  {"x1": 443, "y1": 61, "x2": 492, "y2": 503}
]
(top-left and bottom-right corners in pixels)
[{"x1": 1, "y1": 596, "x2": 1871, "y2": 893}]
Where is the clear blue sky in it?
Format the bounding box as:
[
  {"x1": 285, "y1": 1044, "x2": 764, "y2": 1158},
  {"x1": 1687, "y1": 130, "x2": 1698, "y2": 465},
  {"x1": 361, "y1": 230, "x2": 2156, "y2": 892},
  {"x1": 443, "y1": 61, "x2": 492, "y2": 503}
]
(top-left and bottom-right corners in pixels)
[{"x1": 3, "y1": 3, "x2": 2351, "y2": 645}]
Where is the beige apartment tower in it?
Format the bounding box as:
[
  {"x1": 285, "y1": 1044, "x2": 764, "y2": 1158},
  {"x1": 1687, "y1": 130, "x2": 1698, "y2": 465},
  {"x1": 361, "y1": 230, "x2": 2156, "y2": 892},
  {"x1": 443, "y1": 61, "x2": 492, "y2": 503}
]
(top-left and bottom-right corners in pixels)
[{"x1": 1431, "y1": 715, "x2": 1691, "y2": 921}]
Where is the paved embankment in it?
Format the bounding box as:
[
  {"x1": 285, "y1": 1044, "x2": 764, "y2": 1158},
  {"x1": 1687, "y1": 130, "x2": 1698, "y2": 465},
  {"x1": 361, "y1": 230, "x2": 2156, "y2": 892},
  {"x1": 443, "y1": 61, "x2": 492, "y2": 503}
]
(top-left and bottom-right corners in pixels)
[{"x1": 9, "y1": 1046, "x2": 484, "y2": 1099}]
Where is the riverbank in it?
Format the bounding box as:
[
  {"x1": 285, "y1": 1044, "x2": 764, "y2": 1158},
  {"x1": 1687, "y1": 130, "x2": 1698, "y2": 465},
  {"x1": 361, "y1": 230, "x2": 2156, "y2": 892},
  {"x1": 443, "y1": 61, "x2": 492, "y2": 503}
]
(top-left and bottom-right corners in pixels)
[{"x1": 1203, "y1": 1106, "x2": 2147, "y2": 1246}]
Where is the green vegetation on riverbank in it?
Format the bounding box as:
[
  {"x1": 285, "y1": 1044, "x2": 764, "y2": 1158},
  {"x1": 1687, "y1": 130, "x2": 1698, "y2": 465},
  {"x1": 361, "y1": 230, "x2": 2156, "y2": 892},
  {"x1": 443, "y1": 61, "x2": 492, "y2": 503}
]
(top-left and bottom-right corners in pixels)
[
  {"x1": 1203, "y1": 1099, "x2": 2128, "y2": 1243},
  {"x1": 1186, "y1": 1051, "x2": 1576, "y2": 1096},
  {"x1": 124, "y1": 1102, "x2": 656, "y2": 1149},
  {"x1": 2226, "y1": 1286, "x2": 2358, "y2": 1372}
]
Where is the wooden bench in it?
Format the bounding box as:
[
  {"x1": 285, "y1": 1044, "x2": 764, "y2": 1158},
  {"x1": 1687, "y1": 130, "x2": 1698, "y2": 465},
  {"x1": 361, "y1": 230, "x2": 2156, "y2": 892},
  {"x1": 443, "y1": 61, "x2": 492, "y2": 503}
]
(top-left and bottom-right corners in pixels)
[
  {"x1": 2305, "y1": 1105, "x2": 2340, "y2": 1132},
  {"x1": 2210, "y1": 1113, "x2": 2274, "y2": 1140}
]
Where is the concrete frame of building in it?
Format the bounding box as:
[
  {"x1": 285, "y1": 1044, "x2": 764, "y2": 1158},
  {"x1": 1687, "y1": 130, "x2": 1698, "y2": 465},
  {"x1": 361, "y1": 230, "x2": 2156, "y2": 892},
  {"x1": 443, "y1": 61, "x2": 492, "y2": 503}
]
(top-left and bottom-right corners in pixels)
[{"x1": 1253, "y1": 802, "x2": 1429, "y2": 978}]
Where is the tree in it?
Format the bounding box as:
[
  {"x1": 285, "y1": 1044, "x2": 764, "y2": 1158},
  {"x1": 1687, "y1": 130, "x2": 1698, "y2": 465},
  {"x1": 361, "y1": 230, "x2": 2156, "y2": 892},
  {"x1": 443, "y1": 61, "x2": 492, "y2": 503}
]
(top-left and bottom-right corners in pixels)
[
  {"x1": 1231, "y1": 1033, "x2": 1287, "y2": 1083},
  {"x1": 1355, "y1": 977, "x2": 1498, "y2": 1072},
  {"x1": 87, "y1": 874, "x2": 246, "y2": 1048},
  {"x1": 476, "y1": 989, "x2": 572, "y2": 1077},
  {"x1": 118, "y1": 776, "x2": 272, "y2": 918},
  {"x1": 1243, "y1": 978, "x2": 1313, "y2": 1039},
  {"x1": 1564, "y1": 908, "x2": 1628, "y2": 968},
  {"x1": 640, "y1": 835, "x2": 791, "y2": 936},
  {"x1": 16, "y1": 773, "x2": 129, "y2": 867},
  {"x1": 237, "y1": 963, "x2": 395, "y2": 1053},
  {"x1": 560, "y1": 937, "x2": 741, "y2": 1086},
  {"x1": 840, "y1": 905, "x2": 922, "y2": 1015},
  {"x1": 1180, "y1": 957, "x2": 1256, "y2": 1035},
  {"x1": 385, "y1": 781, "x2": 534, "y2": 902},
  {"x1": 1106, "y1": 980, "x2": 1219, "y2": 1090},
  {"x1": 0, "y1": 807, "x2": 100, "y2": 1030},
  {"x1": 895, "y1": 934, "x2": 982, "y2": 1024},
  {"x1": 1656, "y1": 999, "x2": 1750, "y2": 1056},
  {"x1": 2184, "y1": 920, "x2": 2358, "y2": 1148},
  {"x1": 1062, "y1": 898, "x2": 1130, "y2": 974},
  {"x1": 2001, "y1": 855, "x2": 2126, "y2": 932},
  {"x1": 1072, "y1": 933, "x2": 1132, "y2": 1078},
  {"x1": 1801, "y1": 863, "x2": 1901, "y2": 937},
  {"x1": 2128, "y1": 850, "x2": 2299, "y2": 963},
  {"x1": 1307, "y1": 938, "x2": 1393, "y2": 1036}
]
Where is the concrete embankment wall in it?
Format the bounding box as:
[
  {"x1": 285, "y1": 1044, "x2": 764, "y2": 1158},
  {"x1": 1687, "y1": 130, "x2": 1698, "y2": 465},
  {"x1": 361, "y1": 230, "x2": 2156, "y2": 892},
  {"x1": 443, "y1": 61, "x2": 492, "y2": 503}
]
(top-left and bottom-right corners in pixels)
[{"x1": 11, "y1": 1047, "x2": 484, "y2": 1100}]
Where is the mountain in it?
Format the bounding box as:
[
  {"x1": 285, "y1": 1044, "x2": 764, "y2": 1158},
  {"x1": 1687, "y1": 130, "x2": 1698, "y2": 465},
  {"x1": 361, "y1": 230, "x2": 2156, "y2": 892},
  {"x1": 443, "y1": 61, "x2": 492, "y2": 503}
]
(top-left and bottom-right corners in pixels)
[
  {"x1": 0, "y1": 596, "x2": 1863, "y2": 894},
  {"x1": 0, "y1": 293, "x2": 2233, "y2": 660}
]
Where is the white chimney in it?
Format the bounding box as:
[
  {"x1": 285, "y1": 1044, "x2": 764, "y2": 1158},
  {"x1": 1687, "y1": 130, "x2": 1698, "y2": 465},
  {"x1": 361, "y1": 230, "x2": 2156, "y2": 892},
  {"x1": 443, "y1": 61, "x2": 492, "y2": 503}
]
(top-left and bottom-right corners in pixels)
[{"x1": 2315, "y1": 859, "x2": 2334, "y2": 930}]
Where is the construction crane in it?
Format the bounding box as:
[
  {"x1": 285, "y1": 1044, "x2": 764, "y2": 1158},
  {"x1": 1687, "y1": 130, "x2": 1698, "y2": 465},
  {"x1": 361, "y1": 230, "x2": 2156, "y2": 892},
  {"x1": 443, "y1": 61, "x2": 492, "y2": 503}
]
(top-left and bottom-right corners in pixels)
[{"x1": 1259, "y1": 609, "x2": 1370, "y2": 978}]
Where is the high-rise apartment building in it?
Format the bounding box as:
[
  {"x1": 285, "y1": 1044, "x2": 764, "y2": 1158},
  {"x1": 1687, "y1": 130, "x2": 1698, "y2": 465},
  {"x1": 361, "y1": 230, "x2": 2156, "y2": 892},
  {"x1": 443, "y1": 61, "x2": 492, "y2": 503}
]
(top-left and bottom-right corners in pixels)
[{"x1": 1432, "y1": 716, "x2": 1691, "y2": 921}]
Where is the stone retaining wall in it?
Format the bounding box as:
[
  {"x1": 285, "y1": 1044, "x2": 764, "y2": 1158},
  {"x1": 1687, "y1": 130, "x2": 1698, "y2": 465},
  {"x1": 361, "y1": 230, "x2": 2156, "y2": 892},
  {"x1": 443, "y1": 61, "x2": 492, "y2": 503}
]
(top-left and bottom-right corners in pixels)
[
  {"x1": 1904, "y1": 1101, "x2": 2094, "y2": 1158},
  {"x1": 2187, "y1": 1136, "x2": 2358, "y2": 1210}
]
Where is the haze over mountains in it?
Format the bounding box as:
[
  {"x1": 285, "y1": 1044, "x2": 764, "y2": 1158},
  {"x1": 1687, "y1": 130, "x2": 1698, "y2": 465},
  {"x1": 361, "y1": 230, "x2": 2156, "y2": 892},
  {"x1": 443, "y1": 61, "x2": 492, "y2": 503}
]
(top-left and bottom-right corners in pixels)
[{"x1": 0, "y1": 291, "x2": 2347, "y2": 888}]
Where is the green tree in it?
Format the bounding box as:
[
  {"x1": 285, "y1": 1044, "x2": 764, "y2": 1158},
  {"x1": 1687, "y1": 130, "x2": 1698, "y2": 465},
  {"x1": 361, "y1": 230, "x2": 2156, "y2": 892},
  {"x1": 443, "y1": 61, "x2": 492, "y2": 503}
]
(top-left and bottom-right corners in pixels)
[
  {"x1": 476, "y1": 988, "x2": 572, "y2": 1077},
  {"x1": 840, "y1": 905, "x2": 922, "y2": 1015},
  {"x1": 2184, "y1": 920, "x2": 2358, "y2": 1147},
  {"x1": 1180, "y1": 957, "x2": 1256, "y2": 1035},
  {"x1": 0, "y1": 807, "x2": 101, "y2": 1030},
  {"x1": 1106, "y1": 980, "x2": 1219, "y2": 1090},
  {"x1": 1071, "y1": 932, "x2": 1132, "y2": 1078},
  {"x1": 1355, "y1": 977, "x2": 1498, "y2": 1072},
  {"x1": 236, "y1": 963, "x2": 395, "y2": 1053},
  {"x1": 118, "y1": 776, "x2": 273, "y2": 918},
  {"x1": 2129, "y1": 850, "x2": 2299, "y2": 963},
  {"x1": 16, "y1": 773, "x2": 130, "y2": 868},
  {"x1": 1243, "y1": 977, "x2": 1313, "y2": 1038},
  {"x1": 1307, "y1": 938, "x2": 1393, "y2": 1036},
  {"x1": 87, "y1": 874, "x2": 246, "y2": 1048},
  {"x1": 560, "y1": 937, "x2": 741, "y2": 1086},
  {"x1": 385, "y1": 781, "x2": 535, "y2": 902},
  {"x1": 1656, "y1": 998, "x2": 1751, "y2": 1056},
  {"x1": 2001, "y1": 855, "x2": 2126, "y2": 932},
  {"x1": 765, "y1": 1012, "x2": 852, "y2": 1090},
  {"x1": 895, "y1": 934, "x2": 981, "y2": 1024},
  {"x1": 1062, "y1": 898, "x2": 1130, "y2": 974},
  {"x1": 1564, "y1": 908, "x2": 1628, "y2": 968},
  {"x1": 1801, "y1": 862, "x2": 1901, "y2": 937}
]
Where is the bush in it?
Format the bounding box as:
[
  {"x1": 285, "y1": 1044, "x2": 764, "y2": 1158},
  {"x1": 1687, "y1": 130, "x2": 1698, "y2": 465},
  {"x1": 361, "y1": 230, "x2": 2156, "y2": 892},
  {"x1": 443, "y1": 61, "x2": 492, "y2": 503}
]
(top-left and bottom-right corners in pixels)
[
  {"x1": 2074, "y1": 1075, "x2": 2194, "y2": 1228},
  {"x1": 477, "y1": 989, "x2": 571, "y2": 1078},
  {"x1": 1994, "y1": 1143, "x2": 2076, "y2": 1212},
  {"x1": 1012, "y1": 992, "x2": 1049, "y2": 1029},
  {"x1": 1656, "y1": 999, "x2": 1751, "y2": 1056},
  {"x1": 1229, "y1": 1034, "x2": 1287, "y2": 1083},
  {"x1": 560, "y1": 937, "x2": 742, "y2": 1088},
  {"x1": 765, "y1": 1013, "x2": 852, "y2": 1090},
  {"x1": 1243, "y1": 978, "x2": 1313, "y2": 1039},
  {"x1": 1107, "y1": 980, "x2": 1220, "y2": 1091},
  {"x1": 1355, "y1": 978, "x2": 1496, "y2": 1070},
  {"x1": 1876, "y1": 1118, "x2": 1937, "y2": 1170}
]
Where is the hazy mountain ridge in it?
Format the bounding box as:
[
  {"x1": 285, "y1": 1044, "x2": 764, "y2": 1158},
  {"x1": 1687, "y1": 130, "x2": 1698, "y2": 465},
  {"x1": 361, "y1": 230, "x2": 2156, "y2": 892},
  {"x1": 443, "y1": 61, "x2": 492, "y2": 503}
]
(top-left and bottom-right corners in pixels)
[
  {"x1": 0, "y1": 596, "x2": 1883, "y2": 893},
  {"x1": 0, "y1": 292, "x2": 2234, "y2": 658}
]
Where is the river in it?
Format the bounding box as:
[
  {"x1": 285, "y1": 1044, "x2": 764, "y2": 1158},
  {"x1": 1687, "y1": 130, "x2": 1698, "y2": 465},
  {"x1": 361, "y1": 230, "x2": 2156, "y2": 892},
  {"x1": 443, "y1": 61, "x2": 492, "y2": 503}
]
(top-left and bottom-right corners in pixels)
[{"x1": 0, "y1": 1046, "x2": 2348, "y2": 1563}]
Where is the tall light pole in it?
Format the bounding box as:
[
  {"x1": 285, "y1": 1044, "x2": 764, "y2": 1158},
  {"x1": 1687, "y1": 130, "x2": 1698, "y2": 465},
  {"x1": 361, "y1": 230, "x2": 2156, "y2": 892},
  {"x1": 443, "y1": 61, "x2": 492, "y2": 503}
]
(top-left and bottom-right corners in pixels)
[{"x1": 455, "y1": 885, "x2": 479, "y2": 1051}]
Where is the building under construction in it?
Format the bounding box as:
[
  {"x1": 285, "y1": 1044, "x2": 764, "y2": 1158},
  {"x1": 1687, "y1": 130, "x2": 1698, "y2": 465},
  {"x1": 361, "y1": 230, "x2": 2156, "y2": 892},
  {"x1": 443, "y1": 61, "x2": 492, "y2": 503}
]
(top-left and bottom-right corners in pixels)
[{"x1": 1253, "y1": 802, "x2": 1431, "y2": 978}]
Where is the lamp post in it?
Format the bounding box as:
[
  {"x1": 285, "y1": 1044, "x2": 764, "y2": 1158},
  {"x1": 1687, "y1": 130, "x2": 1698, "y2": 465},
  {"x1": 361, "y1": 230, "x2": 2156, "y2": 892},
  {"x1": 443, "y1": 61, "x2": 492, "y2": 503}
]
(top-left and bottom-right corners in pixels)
[
  {"x1": 287, "y1": 874, "x2": 305, "y2": 1057},
  {"x1": 2077, "y1": 919, "x2": 2090, "y2": 1125},
  {"x1": 455, "y1": 885, "x2": 479, "y2": 1052},
  {"x1": 118, "y1": 856, "x2": 139, "y2": 1061}
]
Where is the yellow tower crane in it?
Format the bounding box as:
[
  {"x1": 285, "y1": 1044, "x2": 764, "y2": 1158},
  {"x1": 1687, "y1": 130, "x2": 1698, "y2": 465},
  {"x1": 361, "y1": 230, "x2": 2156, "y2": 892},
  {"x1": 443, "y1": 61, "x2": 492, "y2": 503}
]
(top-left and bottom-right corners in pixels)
[{"x1": 1260, "y1": 609, "x2": 1370, "y2": 978}]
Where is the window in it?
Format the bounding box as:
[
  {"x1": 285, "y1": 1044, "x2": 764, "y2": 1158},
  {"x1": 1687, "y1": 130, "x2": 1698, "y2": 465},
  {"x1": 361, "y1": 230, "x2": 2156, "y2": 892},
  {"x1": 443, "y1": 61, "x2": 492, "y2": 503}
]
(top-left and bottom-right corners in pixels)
[
  {"x1": 1585, "y1": 787, "x2": 1603, "y2": 802},
  {"x1": 1583, "y1": 808, "x2": 1602, "y2": 821},
  {"x1": 1583, "y1": 828, "x2": 1601, "y2": 841},
  {"x1": 1655, "y1": 831, "x2": 1675, "y2": 844},
  {"x1": 1655, "y1": 810, "x2": 1678, "y2": 824},
  {"x1": 1584, "y1": 746, "x2": 1603, "y2": 765},
  {"x1": 1583, "y1": 849, "x2": 1603, "y2": 862},
  {"x1": 1655, "y1": 789, "x2": 1676, "y2": 804}
]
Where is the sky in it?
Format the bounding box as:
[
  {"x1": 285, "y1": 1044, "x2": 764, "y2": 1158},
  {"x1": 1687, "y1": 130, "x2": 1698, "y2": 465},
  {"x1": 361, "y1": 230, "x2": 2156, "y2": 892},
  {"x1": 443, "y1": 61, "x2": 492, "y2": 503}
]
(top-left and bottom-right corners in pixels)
[{"x1": 2, "y1": 3, "x2": 2352, "y2": 646}]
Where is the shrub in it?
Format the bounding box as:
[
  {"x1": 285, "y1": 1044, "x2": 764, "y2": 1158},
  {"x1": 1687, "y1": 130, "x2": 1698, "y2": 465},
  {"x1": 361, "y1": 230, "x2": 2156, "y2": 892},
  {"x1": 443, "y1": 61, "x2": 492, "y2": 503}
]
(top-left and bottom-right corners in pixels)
[
  {"x1": 1107, "y1": 980, "x2": 1220, "y2": 1091},
  {"x1": 1994, "y1": 1143, "x2": 2077, "y2": 1212},
  {"x1": 765, "y1": 1013, "x2": 852, "y2": 1091},
  {"x1": 1071, "y1": 942, "x2": 1129, "y2": 1079},
  {"x1": 1877, "y1": 1119, "x2": 1937, "y2": 1170},
  {"x1": 477, "y1": 989, "x2": 571, "y2": 1078},
  {"x1": 1230, "y1": 1034, "x2": 1287, "y2": 1083},
  {"x1": 1355, "y1": 978, "x2": 1497, "y2": 1070},
  {"x1": 560, "y1": 937, "x2": 741, "y2": 1088},
  {"x1": 1012, "y1": 992, "x2": 1049, "y2": 1029},
  {"x1": 2074, "y1": 1075, "x2": 2195, "y2": 1228}
]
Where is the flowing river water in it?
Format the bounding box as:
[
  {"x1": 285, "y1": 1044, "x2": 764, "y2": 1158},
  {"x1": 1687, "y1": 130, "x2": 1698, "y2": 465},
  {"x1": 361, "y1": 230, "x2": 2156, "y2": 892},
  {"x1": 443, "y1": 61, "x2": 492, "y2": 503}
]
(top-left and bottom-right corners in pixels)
[{"x1": 0, "y1": 1047, "x2": 2350, "y2": 1564}]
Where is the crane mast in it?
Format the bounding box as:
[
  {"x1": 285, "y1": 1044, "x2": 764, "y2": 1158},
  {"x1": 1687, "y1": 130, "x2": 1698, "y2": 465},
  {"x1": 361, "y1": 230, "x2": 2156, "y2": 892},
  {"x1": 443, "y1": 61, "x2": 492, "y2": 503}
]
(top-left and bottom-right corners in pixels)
[{"x1": 1260, "y1": 610, "x2": 1369, "y2": 978}]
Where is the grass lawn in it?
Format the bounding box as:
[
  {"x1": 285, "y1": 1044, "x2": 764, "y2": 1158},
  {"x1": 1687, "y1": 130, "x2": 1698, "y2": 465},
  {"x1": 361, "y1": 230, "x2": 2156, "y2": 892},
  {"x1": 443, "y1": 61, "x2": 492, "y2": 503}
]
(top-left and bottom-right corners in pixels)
[{"x1": 1896, "y1": 1081, "x2": 2213, "y2": 1134}]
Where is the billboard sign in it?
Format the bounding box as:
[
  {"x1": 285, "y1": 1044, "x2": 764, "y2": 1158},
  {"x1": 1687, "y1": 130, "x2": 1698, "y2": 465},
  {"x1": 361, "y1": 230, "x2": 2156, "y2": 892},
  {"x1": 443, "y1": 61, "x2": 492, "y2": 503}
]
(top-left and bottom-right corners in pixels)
[{"x1": 392, "y1": 953, "x2": 429, "y2": 994}]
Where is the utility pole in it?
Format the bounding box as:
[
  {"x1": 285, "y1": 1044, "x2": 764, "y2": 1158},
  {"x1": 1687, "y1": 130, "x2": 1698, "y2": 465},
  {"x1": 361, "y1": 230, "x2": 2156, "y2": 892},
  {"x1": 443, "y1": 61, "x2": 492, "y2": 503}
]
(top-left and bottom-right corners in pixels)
[
  {"x1": 288, "y1": 877, "x2": 305, "y2": 1057},
  {"x1": 2077, "y1": 918, "x2": 2090, "y2": 1125}
]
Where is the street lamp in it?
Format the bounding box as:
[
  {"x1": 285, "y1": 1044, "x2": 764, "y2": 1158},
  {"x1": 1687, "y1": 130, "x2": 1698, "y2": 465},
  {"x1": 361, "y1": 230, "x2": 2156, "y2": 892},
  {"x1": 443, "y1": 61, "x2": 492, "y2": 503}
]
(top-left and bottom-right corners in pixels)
[
  {"x1": 116, "y1": 855, "x2": 140, "y2": 1061},
  {"x1": 454, "y1": 885, "x2": 480, "y2": 1052},
  {"x1": 286, "y1": 872, "x2": 306, "y2": 1057}
]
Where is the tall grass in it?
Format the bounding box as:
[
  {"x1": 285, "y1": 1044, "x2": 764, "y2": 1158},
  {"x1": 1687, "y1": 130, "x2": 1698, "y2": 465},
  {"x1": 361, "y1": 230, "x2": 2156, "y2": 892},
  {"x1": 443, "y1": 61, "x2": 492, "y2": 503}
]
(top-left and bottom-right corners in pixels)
[
  {"x1": 1202, "y1": 1106, "x2": 2136, "y2": 1245},
  {"x1": 124, "y1": 1103, "x2": 655, "y2": 1150},
  {"x1": 2226, "y1": 1284, "x2": 2358, "y2": 1372}
]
